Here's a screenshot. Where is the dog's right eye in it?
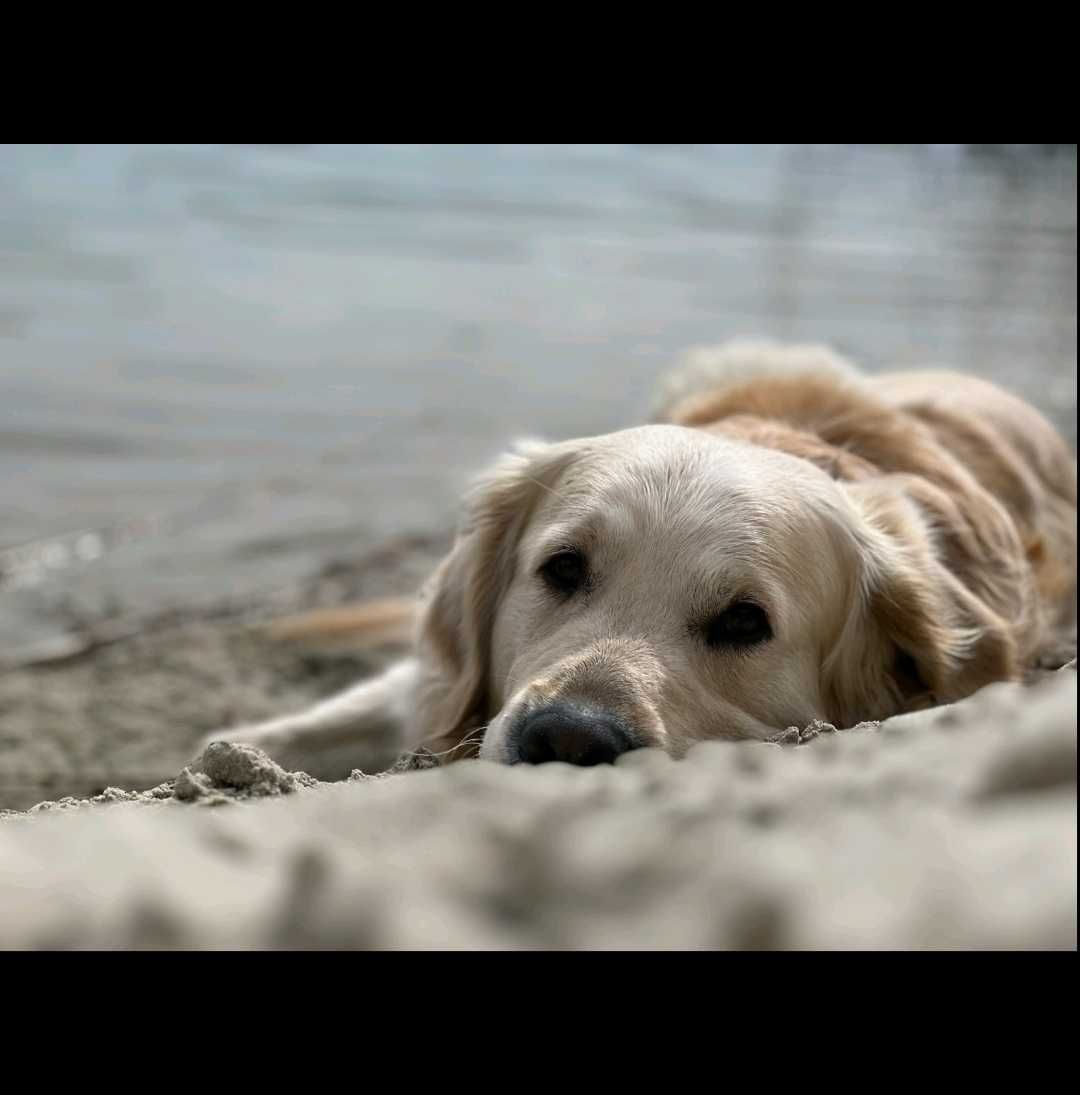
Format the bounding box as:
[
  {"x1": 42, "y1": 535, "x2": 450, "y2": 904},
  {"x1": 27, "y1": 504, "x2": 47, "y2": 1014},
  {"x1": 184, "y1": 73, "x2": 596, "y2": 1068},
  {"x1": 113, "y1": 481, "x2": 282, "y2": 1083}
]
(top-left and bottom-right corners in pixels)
[{"x1": 539, "y1": 550, "x2": 588, "y2": 595}]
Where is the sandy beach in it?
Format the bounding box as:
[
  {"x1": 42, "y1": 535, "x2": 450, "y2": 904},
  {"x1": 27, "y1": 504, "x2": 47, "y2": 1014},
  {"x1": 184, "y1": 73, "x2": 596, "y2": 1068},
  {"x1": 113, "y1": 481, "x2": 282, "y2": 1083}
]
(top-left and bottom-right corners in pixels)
[{"x1": 2, "y1": 662, "x2": 1074, "y2": 949}]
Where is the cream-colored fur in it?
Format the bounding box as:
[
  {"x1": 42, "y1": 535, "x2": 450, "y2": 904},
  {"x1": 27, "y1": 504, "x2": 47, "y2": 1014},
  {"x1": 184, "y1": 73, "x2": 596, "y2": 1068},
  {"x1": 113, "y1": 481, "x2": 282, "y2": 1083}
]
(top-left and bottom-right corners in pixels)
[{"x1": 198, "y1": 341, "x2": 1077, "y2": 774}]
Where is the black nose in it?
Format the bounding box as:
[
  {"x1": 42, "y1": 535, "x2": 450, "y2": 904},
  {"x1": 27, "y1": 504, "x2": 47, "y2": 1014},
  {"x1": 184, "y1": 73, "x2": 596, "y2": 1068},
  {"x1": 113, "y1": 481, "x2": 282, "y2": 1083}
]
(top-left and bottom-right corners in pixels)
[{"x1": 514, "y1": 704, "x2": 636, "y2": 766}]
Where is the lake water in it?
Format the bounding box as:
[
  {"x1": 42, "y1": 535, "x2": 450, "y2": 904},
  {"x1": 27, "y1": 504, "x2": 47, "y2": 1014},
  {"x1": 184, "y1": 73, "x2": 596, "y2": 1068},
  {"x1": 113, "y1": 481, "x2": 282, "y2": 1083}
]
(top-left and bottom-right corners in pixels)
[{"x1": 1, "y1": 144, "x2": 1075, "y2": 651}]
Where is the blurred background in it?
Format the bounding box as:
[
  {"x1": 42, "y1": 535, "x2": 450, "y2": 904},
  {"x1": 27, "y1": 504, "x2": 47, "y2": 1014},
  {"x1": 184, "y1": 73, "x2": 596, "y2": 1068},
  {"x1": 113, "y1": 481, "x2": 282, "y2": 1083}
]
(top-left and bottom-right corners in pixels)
[{"x1": 0, "y1": 144, "x2": 1076, "y2": 807}]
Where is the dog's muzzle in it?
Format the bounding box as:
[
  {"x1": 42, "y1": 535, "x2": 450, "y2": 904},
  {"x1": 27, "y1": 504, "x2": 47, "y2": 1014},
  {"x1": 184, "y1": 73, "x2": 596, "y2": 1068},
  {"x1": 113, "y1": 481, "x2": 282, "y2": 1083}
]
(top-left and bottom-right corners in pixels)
[{"x1": 510, "y1": 702, "x2": 638, "y2": 766}]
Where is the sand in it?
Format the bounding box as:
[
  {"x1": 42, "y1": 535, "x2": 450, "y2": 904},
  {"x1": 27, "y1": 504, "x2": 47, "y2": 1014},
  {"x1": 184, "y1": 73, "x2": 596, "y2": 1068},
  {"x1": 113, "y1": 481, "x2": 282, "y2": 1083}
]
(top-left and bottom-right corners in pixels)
[
  {"x1": 0, "y1": 537, "x2": 445, "y2": 812},
  {"x1": 1, "y1": 647, "x2": 1073, "y2": 950}
]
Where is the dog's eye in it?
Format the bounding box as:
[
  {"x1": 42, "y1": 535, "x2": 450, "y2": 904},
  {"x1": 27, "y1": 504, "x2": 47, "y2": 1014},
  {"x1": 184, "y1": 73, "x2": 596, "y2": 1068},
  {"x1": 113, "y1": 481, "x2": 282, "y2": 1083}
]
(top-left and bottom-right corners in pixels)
[
  {"x1": 539, "y1": 550, "x2": 587, "y2": 595},
  {"x1": 704, "y1": 601, "x2": 772, "y2": 648}
]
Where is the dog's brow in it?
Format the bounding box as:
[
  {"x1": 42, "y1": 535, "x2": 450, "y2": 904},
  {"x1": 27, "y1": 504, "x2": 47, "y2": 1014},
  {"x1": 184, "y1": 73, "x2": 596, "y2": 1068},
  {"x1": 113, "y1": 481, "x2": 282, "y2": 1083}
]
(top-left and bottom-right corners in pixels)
[{"x1": 528, "y1": 510, "x2": 610, "y2": 564}]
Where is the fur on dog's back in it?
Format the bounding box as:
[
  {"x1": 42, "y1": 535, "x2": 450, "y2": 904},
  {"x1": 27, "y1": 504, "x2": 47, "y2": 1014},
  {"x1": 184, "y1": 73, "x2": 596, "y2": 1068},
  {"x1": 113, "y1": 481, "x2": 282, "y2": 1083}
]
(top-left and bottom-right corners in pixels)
[{"x1": 655, "y1": 340, "x2": 1077, "y2": 654}]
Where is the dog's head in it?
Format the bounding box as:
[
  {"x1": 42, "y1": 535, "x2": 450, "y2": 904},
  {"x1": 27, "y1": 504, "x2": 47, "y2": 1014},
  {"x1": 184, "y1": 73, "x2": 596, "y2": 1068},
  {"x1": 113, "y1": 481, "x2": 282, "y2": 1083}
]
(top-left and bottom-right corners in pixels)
[{"x1": 414, "y1": 424, "x2": 1016, "y2": 765}]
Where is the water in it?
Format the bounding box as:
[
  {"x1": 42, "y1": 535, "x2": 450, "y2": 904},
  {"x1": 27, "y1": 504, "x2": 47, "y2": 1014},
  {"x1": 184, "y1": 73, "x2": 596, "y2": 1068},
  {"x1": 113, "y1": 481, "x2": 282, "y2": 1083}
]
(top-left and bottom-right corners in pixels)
[{"x1": 1, "y1": 144, "x2": 1075, "y2": 650}]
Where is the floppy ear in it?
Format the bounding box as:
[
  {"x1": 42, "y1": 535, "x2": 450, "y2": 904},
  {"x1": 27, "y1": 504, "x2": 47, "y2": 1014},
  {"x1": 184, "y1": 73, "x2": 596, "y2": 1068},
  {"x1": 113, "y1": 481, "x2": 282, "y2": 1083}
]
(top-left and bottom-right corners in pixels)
[
  {"x1": 413, "y1": 439, "x2": 580, "y2": 761},
  {"x1": 823, "y1": 477, "x2": 1022, "y2": 726}
]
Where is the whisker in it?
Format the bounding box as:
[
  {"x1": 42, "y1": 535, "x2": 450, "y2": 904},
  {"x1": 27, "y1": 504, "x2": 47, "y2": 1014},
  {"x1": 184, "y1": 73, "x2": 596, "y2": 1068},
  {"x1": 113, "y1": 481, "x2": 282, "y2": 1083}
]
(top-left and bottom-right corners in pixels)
[
  {"x1": 524, "y1": 476, "x2": 571, "y2": 505},
  {"x1": 397, "y1": 725, "x2": 490, "y2": 763}
]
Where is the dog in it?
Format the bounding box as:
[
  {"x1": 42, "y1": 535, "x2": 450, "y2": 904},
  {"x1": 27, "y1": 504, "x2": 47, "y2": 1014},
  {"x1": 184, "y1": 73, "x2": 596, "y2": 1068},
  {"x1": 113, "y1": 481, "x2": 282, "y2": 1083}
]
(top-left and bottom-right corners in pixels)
[{"x1": 198, "y1": 341, "x2": 1077, "y2": 776}]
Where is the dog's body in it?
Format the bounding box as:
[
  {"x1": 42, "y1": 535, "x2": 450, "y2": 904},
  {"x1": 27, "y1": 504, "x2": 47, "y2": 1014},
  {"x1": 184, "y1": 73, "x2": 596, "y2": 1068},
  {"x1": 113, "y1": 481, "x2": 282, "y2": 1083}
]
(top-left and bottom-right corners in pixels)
[{"x1": 201, "y1": 342, "x2": 1076, "y2": 776}]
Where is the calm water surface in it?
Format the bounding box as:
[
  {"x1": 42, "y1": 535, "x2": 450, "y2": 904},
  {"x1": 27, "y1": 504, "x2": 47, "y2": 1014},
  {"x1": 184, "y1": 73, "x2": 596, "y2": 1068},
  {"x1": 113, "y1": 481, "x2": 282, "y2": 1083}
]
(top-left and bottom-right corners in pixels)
[{"x1": 1, "y1": 144, "x2": 1075, "y2": 648}]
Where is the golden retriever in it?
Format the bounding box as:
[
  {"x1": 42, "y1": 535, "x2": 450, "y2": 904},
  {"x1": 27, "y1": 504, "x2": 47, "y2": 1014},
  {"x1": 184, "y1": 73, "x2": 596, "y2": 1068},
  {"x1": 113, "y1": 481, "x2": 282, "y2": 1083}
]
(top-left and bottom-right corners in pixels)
[{"x1": 199, "y1": 341, "x2": 1076, "y2": 775}]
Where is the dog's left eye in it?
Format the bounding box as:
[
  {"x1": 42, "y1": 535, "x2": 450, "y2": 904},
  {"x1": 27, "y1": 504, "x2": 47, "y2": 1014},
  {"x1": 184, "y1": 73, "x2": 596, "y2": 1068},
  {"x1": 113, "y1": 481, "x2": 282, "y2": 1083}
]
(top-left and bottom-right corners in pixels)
[
  {"x1": 704, "y1": 601, "x2": 772, "y2": 648},
  {"x1": 539, "y1": 550, "x2": 587, "y2": 595}
]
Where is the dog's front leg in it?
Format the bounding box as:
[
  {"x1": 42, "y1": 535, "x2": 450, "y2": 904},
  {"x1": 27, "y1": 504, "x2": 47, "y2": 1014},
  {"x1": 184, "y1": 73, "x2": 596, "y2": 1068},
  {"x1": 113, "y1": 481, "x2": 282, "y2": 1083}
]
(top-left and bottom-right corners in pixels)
[{"x1": 194, "y1": 658, "x2": 420, "y2": 780}]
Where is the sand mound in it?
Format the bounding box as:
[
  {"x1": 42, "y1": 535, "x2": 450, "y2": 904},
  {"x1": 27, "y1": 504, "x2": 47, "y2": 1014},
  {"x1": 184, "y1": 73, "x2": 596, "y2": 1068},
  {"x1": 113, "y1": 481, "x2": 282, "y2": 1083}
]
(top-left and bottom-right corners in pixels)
[
  {"x1": 0, "y1": 740, "x2": 321, "y2": 819},
  {"x1": 1, "y1": 666, "x2": 1073, "y2": 950}
]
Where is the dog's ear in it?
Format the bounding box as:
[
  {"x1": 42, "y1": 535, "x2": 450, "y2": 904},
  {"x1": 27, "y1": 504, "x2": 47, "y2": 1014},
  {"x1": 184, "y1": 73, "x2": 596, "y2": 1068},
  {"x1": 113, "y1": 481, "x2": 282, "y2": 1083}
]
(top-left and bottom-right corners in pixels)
[
  {"x1": 823, "y1": 477, "x2": 1022, "y2": 726},
  {"x1": 413, "y1": 439, "x2": 580, "y2": 761}
]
